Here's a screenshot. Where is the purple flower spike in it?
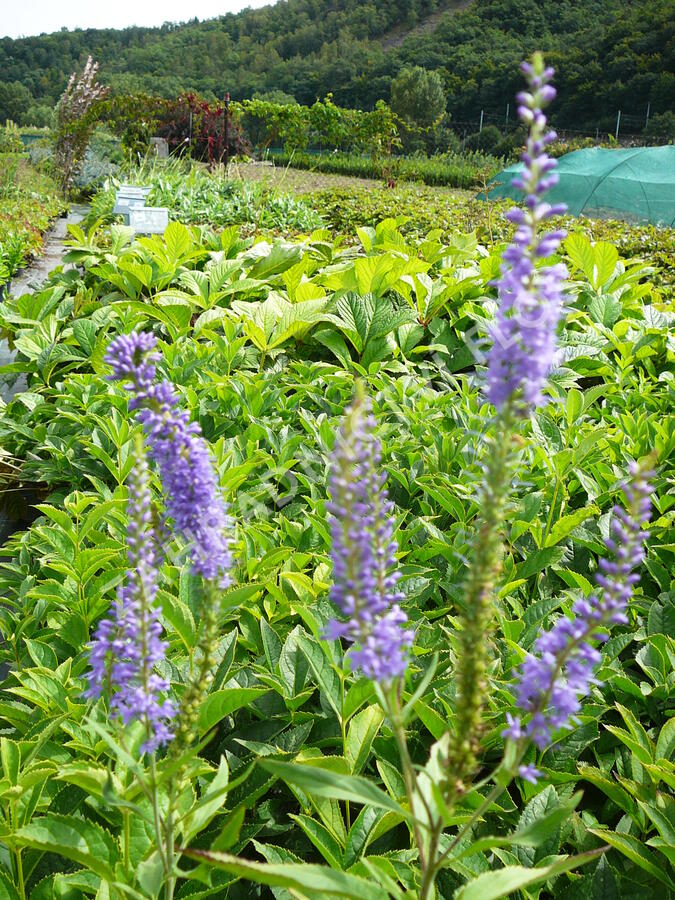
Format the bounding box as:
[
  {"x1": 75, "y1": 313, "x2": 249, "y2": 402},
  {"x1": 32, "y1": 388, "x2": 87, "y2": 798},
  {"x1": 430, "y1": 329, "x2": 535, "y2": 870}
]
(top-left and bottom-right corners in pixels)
[
  {"x1": 86, "y1": 442, "x2": 176, "y2": 754},
  {"x1": 487, "y1": 54, "x2": 568, "y2": 414},
  {"x1": 105, "y1": 332, "x2": 232, "y2": 587},
  {"x1": 325, "y1": 389, "x2": 413, "y2": 682},
  {"x1": 504, "y1": 462, "x2": 653, "y2": 767}
]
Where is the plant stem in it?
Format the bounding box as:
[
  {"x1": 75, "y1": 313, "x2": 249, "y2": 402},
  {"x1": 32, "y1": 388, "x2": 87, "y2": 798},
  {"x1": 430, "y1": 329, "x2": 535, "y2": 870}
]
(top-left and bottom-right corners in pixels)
[
  {"x1": 15, "y1": 849, "x2": 24, "y2": 900},
  {"x1": 387, "y1": 684, "x2": 436, "y2": 876},
  {"x1": 148, "y1": 754, "x2": 170, "y2": 875},
  {"x1": 165, "y1": 780, "x2": 176, "y2": 900},
  {"x1": 340, "y1": 674, "x2": 350, "y2": 830},
  {"x1": 12, "y1": 800, "x2": 25, "y2": 900},
  {"x1": 123, "y1": 809, "x2": 131, "y2": 871},
  {"x1": 445, "y1": 413, "x2": 517, "y2": 802}
]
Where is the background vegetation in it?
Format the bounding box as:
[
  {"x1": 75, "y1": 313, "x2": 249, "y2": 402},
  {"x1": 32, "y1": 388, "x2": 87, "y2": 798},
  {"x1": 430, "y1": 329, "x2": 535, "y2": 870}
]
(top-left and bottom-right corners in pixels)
[
  {"x1": 0, "y1": 153, "x2": 65, "y2": 289},
  {"x1": 1, "y1": 0, "x2": 672, "y2": 136}
]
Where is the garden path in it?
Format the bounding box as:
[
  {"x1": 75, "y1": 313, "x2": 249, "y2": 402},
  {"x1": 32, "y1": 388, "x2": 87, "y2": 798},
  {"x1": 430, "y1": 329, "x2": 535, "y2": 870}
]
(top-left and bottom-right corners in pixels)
[{"x1": 1, "y1": 205, "x2": 88, "y2": 402}]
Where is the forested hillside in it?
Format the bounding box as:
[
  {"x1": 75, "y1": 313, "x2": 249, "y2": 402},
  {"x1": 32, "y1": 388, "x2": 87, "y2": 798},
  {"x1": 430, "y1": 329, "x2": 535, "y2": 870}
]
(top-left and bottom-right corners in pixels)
[{"x1": 1, "y1": 0, "x2": 673, "y2": 131}]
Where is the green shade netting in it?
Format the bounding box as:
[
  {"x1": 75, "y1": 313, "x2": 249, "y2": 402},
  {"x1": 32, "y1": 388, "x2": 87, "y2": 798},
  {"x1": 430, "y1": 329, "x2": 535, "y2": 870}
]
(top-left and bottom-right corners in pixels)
[{"x1": 481, "y1": 146, "x2": 675, "y2": 226}]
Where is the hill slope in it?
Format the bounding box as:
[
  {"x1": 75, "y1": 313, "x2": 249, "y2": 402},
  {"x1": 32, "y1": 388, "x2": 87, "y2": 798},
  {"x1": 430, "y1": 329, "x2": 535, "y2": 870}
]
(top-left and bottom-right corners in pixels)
[{"x1": 0, "y1": 0, "x2": 672, "y2": 132}]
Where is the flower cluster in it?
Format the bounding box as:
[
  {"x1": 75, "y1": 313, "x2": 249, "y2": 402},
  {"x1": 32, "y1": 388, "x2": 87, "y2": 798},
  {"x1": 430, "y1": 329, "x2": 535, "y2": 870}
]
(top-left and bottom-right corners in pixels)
[
  {"x1": 504, "y1": 462, "x2": 653, "y2": 780},
  {"x1": 487, "y1": 54, "x2": 568, "y2": 413},
  {"x1": 86, "y1": 443, "x2": 176, "y2": 753},
  {"x1": 325, "y1": 389, "x2": 412, "y2": 681},
  {"x1": 105, "y1": 331, "x2": 232, "y2": 586}
]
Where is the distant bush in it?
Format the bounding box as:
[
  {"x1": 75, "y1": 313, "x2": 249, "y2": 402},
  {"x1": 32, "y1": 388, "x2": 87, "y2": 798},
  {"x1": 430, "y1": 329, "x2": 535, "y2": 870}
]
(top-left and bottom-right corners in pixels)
[
  {"x1": 644, "y1": 111, "x2": 675, "y2": 141},
  {"x1": 0, "y1": 121, "x2": 23, "y2": 154},
  {"x1": 463, "y1": 125, "x2": 503, "y2": 154}
]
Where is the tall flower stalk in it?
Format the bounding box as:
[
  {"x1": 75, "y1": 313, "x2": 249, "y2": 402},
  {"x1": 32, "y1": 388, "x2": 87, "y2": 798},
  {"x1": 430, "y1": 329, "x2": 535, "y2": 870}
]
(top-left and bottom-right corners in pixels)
[
  {"x1": 86, "y1": 434, "x2": 175, "y2": 754},
  {"x1": 106, "y1": 331, "x2": 232, "y2": 587},
  {"x1": 445, "y1": 52, "x2": 567, "y2": 801},
  {"x1": 503, "y1": 461, "x2": 653, "y2": 781},
  {"x1": 325, "y1": 385, "x2": 413, "y2": 680},
  {"x1": 86, "y1": 331, "x2": 235, "y2": 899}
]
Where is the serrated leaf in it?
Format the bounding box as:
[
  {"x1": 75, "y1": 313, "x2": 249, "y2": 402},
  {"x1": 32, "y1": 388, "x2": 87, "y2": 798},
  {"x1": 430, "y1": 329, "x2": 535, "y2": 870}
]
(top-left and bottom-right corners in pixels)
[
  {"x1": 13, "y1": 815, "x2": 119, "y2": 880},
  {"x1": 199, "y1": 689, "x2": 267, "y2": 733},
  {"x1": 260, "y1": 760, "x2": 406, "y2": 818},
  {"x1": 544, "y1": 506, "x2": 599, "y2": 547},
  {"x1": 454, "y1": 849, "x2": 603, "y2": 900},
  {"x1": 296, "y1": 632, "x2": 342, "y2": 721},
  {"x1": 184, "y1": 849, "x2": 389, "y2": 899},
  {"x1": 588, "y1": 828, "x2": 675, "y2": 889},
  {"x1": 346, "y1": 705, "x2": 384, "y2": 775},
  {"x1": 289, "y1": 814, "x2": 344, "y2": 868}
]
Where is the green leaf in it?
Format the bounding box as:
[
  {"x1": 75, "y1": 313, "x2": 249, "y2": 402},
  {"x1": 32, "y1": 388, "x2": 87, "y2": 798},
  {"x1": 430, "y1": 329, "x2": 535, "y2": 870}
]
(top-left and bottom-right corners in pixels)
[
  {"x1": 565, "y1": 233, "x2": 596, "y2": 282},
  {"x1": 163, "y1": 221, "x2": 194, "y2": 262},
  {"x1": 566, "y1": 388, "x2": 584, "y2": 426},
  {"x1": 544, "y1": 506, "x2": 599, "y2": 547},
  {"x1": 13, "y1": 815, "x2": 119, "y2": 880},
  {"x1": 183, "y1": 849, "x2": 389, "y2": 899},
  {"x1": 454, "y1": 849, "x2": 603, "y2": 900},
  {"x1": 199, "y1": 689, "x2": 267, "y2": 733},
  {"x1": 260, "y1": 760, "x2": 406, "y2": 817},
  {"x1": 297, "y1": 632, "x2": 342, "y2": 721},
  {"x1": 456, "y1": 792, "x2": 581, "y2": 859},
  {"x1": 615, "y1": 703, "x2": 654, "y2": 761},
  {"x1": 137, "y1": 851, "x2": 165, "y2": 897},
  {"x1": 516, "y1": 546, "x2": 566, "y2": 579},
  {"x1": 588, "y1": 829, "x2": 675, "y2": 889},
  {"x1": 182, "y1": 757, "x2": 231, "y2": 842},
  {"x1": 346, "y1": 705, "x2": 384, "y2": 775},
  {"x1": 160, "y1": 592, "x2": 197, "y2": 651},
  {"x1": 0, "y1": 869, "x2": 20, "y2": 900},
  {"x1": 593, "y1": 242, "x2": 619, "y2": 288},
  {"x1": 656, "y1": 717, "x2": 675, "y2": 761},
  {"x1": 1, "y1": 739, "x2": 21, "y2": 785},
  {"x1": 588, "y1": 293, "x2": 622, "y2": 327},
  {"x1": 289, "y1": 814, "x2": 344, "y2": 868}
]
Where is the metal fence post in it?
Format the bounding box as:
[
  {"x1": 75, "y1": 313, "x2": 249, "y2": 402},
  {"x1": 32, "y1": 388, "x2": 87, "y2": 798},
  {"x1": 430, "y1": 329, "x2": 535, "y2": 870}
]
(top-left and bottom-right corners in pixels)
[
  {"x1": 223, "y1": 91, "x2": 230, "y2": 165},
  {"x1": 645, "y1": 102, "x2": 650, "y2": 129},
  {"x1": 479, "y1": 109, "x2": 484, "y2": 133},
  {"x1": 615, "y1": 110, "x2": 621, "y2": 140}
]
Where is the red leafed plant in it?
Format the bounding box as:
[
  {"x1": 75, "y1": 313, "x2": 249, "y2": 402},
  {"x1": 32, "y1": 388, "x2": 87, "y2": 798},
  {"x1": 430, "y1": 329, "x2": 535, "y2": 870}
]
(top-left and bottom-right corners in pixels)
[{"x1": 157, "y1": 93, "x2": 250, "y2": 164}]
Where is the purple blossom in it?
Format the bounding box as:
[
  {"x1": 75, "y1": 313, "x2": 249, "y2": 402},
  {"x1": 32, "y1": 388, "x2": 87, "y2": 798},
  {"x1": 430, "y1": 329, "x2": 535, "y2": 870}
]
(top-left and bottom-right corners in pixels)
[
  {"x1": 487, "y1": 55, "x2": 568, "y2": 413},
  {"x1": 325, "y1": 390, "x2": 413, "y2": 681},
  {"x1": 504, "y1": 461, "x2": 653, "y2": 760},
  {"x1": 105, "y1": 332, "x2": 232, "y2": 586},
  {"x1": 86, "y1": 443, "x2": 176, "y2": 754}
]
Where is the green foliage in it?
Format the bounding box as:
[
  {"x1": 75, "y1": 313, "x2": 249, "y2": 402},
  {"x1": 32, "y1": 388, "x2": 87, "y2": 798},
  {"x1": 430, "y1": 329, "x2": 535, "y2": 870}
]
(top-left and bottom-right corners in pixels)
[
  {"x1": 85, "y1": 158, "x2": 322, "y2": 233},
  {"x1": 269, "y1": 148, "x2": 502, "y2": 188},
  {"x1": 0, "y1": 0, "x2": 671, "y2": 138},
  {"x1": 0, "y1": 196, "x2": 672, "y2": 896},
  {"x1": 0, "y1": 122, "x2": 23, "y2": 154},
  {"x1": 390, "y1": 66, "x2": 446, "y2": 129},
  {"x1": 0, "y1": 155, "x2": 65, "y2": 288}
]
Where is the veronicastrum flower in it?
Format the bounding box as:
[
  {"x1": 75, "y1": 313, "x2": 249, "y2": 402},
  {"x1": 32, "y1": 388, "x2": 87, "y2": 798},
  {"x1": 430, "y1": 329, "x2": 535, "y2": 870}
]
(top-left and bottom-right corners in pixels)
[
  {"x1": 86, "y1": 440, "x2": 175, "y2": 754},
  {"x1": 487, "y1": 53, "x2": 568, "y2": 413},
  {"x1": 505, "y1": 461, "x2": 653, "y2": 779},
  {"x1": 106, "y1": 331, "x2": 232, "y2": 586},
  {"x1": 325, "y1": 387, "x2": 413, "y2": 681}
]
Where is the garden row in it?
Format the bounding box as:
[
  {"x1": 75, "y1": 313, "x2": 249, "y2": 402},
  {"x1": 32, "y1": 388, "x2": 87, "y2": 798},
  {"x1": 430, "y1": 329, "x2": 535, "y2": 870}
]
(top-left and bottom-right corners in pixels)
[
  {"x1": 0, "y1": 153, "x2": 65, "y2": 289},
  {"x1": 0, "y1": 170, "x2": 672, "y2": 895},
  {"x1": 265, "y1": 149, "x2": 502, "y2": 190}
]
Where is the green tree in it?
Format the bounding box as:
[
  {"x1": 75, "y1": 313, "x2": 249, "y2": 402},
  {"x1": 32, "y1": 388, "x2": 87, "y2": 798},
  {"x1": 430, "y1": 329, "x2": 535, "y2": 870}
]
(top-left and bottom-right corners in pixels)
[
  {"x1": 390, "y1": 65, "x2": 446, "y2": 130},
  {"x1": 0, "y1": 80, "x2": 33, "y2": 125}
]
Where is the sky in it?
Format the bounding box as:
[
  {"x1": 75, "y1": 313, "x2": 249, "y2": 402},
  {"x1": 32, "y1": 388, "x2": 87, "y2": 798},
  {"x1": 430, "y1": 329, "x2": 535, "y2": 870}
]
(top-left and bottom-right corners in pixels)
[{"x1": 2, "y1": 0, "x2": 276, "y2": 39}]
